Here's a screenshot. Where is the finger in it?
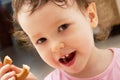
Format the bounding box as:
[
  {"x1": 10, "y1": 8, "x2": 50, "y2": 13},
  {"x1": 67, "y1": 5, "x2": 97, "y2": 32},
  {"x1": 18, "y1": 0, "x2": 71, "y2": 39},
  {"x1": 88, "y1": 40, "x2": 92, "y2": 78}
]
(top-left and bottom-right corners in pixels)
[
  {"x1": 0, "y1": 64, "x2": 11, "y2": 77},
  {"x1": 8, "y1": 76, "x2": 16, "y2": 80},
  {"x1": 10, "y1": 65, "x2": 22, "y2": 73},
  {"x1": 0, "y1": 71, "x2": 15, "y2": 80},
  {"x1": 0, "y1": 62, "x2": 3, "y2": 68}
]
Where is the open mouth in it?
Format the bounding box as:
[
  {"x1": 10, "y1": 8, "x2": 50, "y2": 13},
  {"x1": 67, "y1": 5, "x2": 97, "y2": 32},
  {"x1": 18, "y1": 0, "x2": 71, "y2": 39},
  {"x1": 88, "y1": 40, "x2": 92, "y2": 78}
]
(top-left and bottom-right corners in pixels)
[{"x1": 59, "y1": 51, "x2": 76, "y2": 66}]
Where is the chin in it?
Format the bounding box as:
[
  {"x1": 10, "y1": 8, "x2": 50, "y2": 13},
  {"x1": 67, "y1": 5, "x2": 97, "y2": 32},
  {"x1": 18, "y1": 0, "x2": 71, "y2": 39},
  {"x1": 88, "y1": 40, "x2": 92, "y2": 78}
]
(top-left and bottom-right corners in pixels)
[{"x1": 64, "y1": 67, "x2": 84, "y2": 75}]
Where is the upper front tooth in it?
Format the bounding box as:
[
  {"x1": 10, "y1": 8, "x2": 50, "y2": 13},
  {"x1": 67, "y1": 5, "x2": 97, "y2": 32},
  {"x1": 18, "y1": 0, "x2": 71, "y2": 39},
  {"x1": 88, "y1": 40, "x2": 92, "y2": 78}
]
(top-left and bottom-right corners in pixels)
[
  {"x1": 61, "y1": 56, "x2": 66, "y2": 59},
  {"x1": 65, "y1": 54, "x2": 69, "y2": 57},
  {"x1": 61, "y1": 54, "x2": 69, "y2": 59}
]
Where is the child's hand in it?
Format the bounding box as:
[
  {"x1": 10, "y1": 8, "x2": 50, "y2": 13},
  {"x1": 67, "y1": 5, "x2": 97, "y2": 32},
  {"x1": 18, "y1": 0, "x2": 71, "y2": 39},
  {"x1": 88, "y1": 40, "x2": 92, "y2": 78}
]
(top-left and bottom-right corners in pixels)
[
  {"x1": 0, "y1": 62, "x2": 16, "y2": 80},
  {"x1": 10, "y1": 65, "x2": 37, "y2": 80},
  {"x1": 0, "y1": 62, "x2": 37, "y2": 80},
  {"x1": 0, "y1": 55, "x2": 37, "y2": 80}
]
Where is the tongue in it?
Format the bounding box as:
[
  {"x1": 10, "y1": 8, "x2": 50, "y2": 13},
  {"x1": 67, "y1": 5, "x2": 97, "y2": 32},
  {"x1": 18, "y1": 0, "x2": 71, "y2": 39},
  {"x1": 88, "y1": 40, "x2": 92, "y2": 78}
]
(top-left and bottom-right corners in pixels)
[{"x1": 59, "y1": 52, "x2": 75, "y2": 64}]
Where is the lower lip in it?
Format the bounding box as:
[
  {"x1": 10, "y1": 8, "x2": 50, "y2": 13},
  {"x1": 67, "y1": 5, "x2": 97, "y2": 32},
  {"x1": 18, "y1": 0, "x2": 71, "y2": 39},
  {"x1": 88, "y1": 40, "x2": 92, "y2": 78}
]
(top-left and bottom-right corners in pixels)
[{"x1": 63, "y1": 53, "x2": 76, "y2": 67}]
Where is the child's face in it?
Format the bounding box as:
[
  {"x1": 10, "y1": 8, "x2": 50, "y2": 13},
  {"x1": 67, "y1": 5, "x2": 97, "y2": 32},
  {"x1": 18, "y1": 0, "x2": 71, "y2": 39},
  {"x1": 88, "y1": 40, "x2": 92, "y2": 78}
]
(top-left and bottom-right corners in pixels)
[{"x1": 18, "y1": 1, "x2": 97, "y2": 75}]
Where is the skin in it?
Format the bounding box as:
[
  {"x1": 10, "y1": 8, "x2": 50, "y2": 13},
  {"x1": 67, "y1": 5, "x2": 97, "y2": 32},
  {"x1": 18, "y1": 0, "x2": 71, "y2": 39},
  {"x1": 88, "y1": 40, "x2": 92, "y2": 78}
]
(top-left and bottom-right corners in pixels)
[
  {"x1": 0, "y1": 0, "x2": 113, "y2": 79},
  {"x1": 18, "y1": 1, "x2": 113, "y2": 78},
  {"x1": 0, "y1": 63, "x2": 36, "y2": 80}
]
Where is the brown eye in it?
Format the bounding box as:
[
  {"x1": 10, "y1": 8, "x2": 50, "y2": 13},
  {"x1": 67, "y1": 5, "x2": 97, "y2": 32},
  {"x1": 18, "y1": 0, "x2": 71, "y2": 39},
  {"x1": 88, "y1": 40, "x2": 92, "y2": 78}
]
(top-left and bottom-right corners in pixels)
[
  {"x1": 36, "y1": 37, "x2": 47, "y2": 44},
  {"x1": 58, "y1": 24, "x2": 69, "y2": 32}
]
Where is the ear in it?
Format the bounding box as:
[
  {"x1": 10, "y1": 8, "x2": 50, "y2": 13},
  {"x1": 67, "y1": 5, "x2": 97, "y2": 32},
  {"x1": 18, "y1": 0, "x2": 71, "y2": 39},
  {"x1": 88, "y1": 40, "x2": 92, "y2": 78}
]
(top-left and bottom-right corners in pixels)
[{"x1": 86, "y1": 2, "x2": 98, "y2": 28}]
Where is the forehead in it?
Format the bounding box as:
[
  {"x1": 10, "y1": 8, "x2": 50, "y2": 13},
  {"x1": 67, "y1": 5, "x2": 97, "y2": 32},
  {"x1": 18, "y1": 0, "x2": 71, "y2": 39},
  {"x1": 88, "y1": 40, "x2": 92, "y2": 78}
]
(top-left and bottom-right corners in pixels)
[
  {"x1": 17, "y1": 1, "x2": 81, "y2": 36},
  {"x1": 17, "y1": 1, "x2": 80, "y2": 21}
]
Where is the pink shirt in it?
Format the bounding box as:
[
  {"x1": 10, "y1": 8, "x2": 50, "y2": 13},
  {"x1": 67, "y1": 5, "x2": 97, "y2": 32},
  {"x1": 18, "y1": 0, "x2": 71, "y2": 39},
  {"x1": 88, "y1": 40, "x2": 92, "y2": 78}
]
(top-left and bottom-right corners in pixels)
[{"x1": 44, "y1": 48, "x2": 120, "y2": 80}]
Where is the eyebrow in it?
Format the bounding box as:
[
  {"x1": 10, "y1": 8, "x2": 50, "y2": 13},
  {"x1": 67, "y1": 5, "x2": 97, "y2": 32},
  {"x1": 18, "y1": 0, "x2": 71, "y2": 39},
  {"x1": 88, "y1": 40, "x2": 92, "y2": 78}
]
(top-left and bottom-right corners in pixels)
[{"x1": 32, "y1": 33, "x2": 42, "y2": 39}]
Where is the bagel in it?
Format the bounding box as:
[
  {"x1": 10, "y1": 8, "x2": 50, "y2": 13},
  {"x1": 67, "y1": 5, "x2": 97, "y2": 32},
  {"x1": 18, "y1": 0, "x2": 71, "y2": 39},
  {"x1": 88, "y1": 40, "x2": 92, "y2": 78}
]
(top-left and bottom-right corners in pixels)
[{"x1": 3, "y1": 56, "x2": 30, "y2": 80}]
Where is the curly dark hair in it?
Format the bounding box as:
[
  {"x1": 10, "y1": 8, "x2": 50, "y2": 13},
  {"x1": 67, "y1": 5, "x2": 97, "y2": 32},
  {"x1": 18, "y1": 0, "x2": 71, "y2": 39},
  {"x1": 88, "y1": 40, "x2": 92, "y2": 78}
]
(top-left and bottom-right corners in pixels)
[{"x1": 12, "y1": 0, "x2": 94, "y2": 47}]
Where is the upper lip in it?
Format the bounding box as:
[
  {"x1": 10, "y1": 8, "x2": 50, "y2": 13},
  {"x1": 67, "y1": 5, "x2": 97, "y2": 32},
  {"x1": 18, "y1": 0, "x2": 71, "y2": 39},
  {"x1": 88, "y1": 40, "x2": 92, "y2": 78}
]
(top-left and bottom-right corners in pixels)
[
  {"x1": 59, "y1": 50, "x2": 76, "y2": 59},
  {"x1": 58, "y1": 50, "x2": 76, "y2": 61}
]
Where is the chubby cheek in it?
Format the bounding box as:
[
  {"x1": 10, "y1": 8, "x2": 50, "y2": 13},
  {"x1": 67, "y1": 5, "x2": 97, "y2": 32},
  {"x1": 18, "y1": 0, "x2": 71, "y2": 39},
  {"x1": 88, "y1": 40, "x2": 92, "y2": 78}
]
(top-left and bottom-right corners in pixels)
[
  {"x1": 68, "y1": 30, "x2": 94, "y2": 55},
  {"x1": 31, "y1": 40, "x2": 60, "y2": 68},
  {"x1": 35, "y1": 46, "x2": 60, "y2": 68},
  {"x1": 78, "y1": 37, "x2": 93, "y2": 53}
]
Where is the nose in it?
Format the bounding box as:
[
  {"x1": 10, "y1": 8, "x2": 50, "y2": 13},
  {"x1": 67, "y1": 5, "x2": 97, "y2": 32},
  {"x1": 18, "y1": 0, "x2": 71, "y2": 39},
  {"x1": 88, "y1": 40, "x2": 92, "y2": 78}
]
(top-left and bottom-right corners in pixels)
[{"x1": 51, "y1": 42, "x2": 65, "y2": 53}]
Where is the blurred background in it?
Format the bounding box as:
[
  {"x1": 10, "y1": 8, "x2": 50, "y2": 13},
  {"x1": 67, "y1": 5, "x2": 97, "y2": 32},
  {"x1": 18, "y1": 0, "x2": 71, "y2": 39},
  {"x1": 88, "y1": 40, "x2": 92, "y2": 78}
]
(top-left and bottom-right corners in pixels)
[{"x1": 0, "y1": 0, "x2": 120, "y2": 80}]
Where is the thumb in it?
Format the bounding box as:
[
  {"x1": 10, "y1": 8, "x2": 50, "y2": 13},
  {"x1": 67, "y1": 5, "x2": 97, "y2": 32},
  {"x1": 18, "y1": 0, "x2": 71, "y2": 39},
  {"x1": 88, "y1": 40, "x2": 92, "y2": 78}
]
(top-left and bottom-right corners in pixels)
[
  {"x1": 10, "y1": 65, "x2": 22, "y2": 73},
  {"x1": 0, "y1": 62, "x2": 3, "y2": 68}
]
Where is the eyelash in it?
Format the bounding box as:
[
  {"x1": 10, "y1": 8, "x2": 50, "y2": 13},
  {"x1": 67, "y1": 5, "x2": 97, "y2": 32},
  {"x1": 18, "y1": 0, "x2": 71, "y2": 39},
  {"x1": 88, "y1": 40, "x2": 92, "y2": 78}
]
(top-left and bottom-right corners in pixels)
[
  {"x1": 58, "y1": 24, "x2": 69, "y2": 32},
  {"x1": 36, "y1": 24, "x2": 69, "y2": 44},
  {"x1": 36, "y1": 37, "x2": 47, "y2": 44}
]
